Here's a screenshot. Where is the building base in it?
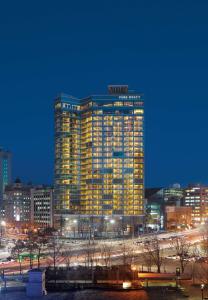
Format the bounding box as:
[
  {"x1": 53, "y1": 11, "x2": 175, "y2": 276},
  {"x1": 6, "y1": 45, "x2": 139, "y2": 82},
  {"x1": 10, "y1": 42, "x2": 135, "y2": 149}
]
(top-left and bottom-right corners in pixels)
[{"x1": 54, "y1": 214, "x2": 144, "y2": 238}]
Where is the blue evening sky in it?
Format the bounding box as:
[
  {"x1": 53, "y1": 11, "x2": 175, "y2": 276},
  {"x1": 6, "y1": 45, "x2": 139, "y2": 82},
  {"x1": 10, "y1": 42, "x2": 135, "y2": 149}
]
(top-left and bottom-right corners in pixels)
[{"x1": 0, "y1": 0, "x2": 208, "y2": 187}]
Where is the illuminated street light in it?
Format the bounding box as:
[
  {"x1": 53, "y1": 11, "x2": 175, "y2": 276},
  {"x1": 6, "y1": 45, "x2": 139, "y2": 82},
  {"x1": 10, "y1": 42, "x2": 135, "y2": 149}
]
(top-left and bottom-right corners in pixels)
[
  {"x1": 73, "y1": 219, "x2": 78, "y2": 224},
  {"x1": 16, "y1": 214, "x2": 20, "y2": 222},
  {"x1": 110, "y1": 219, "x2": 115, "y2": 224},
  {"x1": 123, "y1": 282, "x2": 131, "y2": 289},
  {"x1": 131, "y1": 265, "x2": 137, "y2": 281},
  {"x1": 1, "y1": 221, "x2": 6, "y2": 227},
  {"x1": 131, "y1": 265, "x2": 137, "y2": 271},
  {"x1": 0, "y1": 220, "x2": 6, "y2": 244},
  {"x1": 201, "y1": 284, "x2": 205, "y2": 300}
]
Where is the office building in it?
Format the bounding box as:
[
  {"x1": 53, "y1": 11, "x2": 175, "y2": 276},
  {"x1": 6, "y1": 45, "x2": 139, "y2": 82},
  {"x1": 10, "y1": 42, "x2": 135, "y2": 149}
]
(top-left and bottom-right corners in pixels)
[
  {"x1": 145, "y1": 201, "x2": 162, "y2": 231},
  {"x1": 184, "y1": 184, "x2": 208, "y2": 225},
  {"x1": 54, "y1": 85, "x2": 144, "y2": 235},
  {"x1": 165, "y1": 206, "x2": 192, "y2": 230},
  {"x1": 4, "y1": 178, "x2": 32, "y2": 230},
  {"x1": 4, "y1": 180, "x2": 54, "y2": 231},
  {"x1": 0, "y1": 148, "x2": 12, "y2": 208},
  {"x1": 145, "y1": 184, "x2": 184, "y2": 231},
  {"x1": 163, "y1": 183, "x2": 184, "y2": 206},
  {"x1": 31, "y1": 186, "x2": 53, "y2": 228}
]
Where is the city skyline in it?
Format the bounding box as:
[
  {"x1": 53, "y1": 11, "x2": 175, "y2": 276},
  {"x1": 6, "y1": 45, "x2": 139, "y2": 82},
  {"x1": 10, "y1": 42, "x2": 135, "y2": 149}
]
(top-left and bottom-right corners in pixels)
[
  {"x1": 1, "y1": 1, "x2": 208, "y2": 187},
  {"x1": 1, "y1": 2, "x2": 208, "y2": 299}
]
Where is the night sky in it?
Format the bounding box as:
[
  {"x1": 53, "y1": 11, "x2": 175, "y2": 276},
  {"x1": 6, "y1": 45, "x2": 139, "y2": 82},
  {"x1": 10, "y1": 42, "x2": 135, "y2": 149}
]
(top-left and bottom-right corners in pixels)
[{"x1": 0, "y1": 0, "x2": 208, "y2": 187}]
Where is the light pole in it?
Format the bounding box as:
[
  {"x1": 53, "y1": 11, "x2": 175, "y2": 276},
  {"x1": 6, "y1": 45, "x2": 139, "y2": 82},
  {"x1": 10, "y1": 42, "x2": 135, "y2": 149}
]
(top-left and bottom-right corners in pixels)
[
  {"x1": 201, "y1": 284, "x2": 205, "y2": 300},
  {"x1": 131, "y1": 265, "x2": 137, "y2": 282},
  {"x1": 0, "y1": 221, "x2": 6, "y2": 247},
  {"x1": 73, "y1": 219, "x2": 77, "y2": 238},
  {"x1": 1, "y1": 221, "x2": 6, "y2": 237},
  {"x1": 109, "y1": 219, "x2": 115, "y2": 237}
]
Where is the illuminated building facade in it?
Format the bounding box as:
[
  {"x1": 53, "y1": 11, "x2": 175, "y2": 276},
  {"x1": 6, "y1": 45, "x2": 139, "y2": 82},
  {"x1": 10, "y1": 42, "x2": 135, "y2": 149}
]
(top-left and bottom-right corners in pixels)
[
  {"x1": 54, "y1": 85, "x2": 144, "y2": 234},
  {"x1": 184, "y1": 184, "x2": 208, "y2": 225},
  {"x1": 4, "y1": 178, "x2": 31, "y2": 228},
  {"x1": 31, "y1": 187, "x2": 53, "y2": 228},
  {"x1": 165, "y1": 206, "x2": 192, "y2": 230},
  {"x1": 163, "y1": 183, "x2": 184, "y2": 206},
  {"x1": 0, "y1": 148, "x2": 12, "y2": 208}
]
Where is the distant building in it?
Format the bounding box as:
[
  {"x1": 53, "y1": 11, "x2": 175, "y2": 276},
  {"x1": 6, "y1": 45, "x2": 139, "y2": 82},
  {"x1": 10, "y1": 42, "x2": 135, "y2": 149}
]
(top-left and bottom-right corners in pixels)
[
  {"x1": 163, "y1": 184, "x2": 184, "y2": 206},
  {"x1": 0, "y1": 148, "x2": 12, "y2": 208},
  {"x1": 4, "y1": 179, "x2": 54, "y2": 231},
  {"x1": 145, "y1": 184, "x2": 184, "y2": 231},
  {"x1": 4, "y1": 179, "x2": 32, "y2": 229},
  {"x1": 145, "y1": 188, "x2": 164, "y2": 204},
  {"x1": 145, "y1": 188, "x2": 164, "y2": 230},
  {"x1": 165, "y1": 206, "x2": 192, "y2": 230},
  {"x1": 31, "y1": 187, "x2": 53, "y2": 228},
  {"x1": 184, "y1": 184, "x2": 208, "y2": 225},
  {"x1": 145, "y1": 201, "x2": 162, "y2": 231}
]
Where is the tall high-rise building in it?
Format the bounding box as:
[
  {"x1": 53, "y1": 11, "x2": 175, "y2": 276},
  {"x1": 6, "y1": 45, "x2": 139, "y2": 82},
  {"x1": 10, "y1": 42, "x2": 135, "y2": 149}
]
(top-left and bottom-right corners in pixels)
[
  {"x1": 0, "y1": 148, "x2": 12, "y2": 208},
  {"x1": 54, "y1": 85, "x2": 144, "y2": 234}
]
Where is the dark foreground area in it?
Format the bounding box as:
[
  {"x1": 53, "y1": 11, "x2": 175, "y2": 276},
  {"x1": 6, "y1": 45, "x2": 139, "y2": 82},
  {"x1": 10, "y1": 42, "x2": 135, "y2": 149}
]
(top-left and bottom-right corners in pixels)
[{"x1": 0, "y1": 288, "x2": 201, "y2": 300}]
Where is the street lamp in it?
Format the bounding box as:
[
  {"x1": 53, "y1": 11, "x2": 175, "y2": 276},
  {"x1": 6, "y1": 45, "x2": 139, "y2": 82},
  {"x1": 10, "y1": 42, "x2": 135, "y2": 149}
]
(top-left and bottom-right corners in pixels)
[
  {"x1": 0, "y1": 221, "x2": 6, "y2": 247},
  {"x1": 72, "y1": 219, "x2": 77, "y2": 238},
  {"x1": 201, "y1": 284, "x2": 205, "y2": 300},
  {"x1": 1, "y1": 221, "x2": 6, "y2": 227},
  {"x1": 1, "y1": 221, "x2": 6, "y2": 236},
  {"x1": 131, "y1": 265, "x2": 137, "y2": 282}
]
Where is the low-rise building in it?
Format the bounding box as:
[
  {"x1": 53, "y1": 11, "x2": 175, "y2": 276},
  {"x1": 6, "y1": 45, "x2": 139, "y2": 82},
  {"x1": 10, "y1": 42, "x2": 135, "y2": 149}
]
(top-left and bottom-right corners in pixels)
[
  {"x1": 145, "y1": 184, "x2": 185, "y2": 231},
  {"x1": 163, "y1": 183, "x2": 184, "y2": 206},
  {"x1": 4, "y1": 178, "x2": 32, "y2": 230},
  {"x1": 165, "y1": 206, "x2": 192, "y2": 230},
  {"x1": 184, "y1": 184, "x2": 208, "y2": 225},
  {"x1": 145, "y1": 188, "x2": 164, "y2": 231},
  {"x1": 3, "y1": 179, "x2": 53, "y2": 231}
]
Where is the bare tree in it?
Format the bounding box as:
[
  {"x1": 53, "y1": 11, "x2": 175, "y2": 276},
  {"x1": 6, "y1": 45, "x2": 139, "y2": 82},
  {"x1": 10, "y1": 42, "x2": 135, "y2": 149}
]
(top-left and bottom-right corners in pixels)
[
  {"x1": 24, "y1": 232, "x2": 48, "y2": 269},
  {"x1": 195, "y1": 228, "x2": 208, "y2": 284},
  {"x1": 11, "y1": 240, "x2": 25, "y2": 274},
  {"x1": 143, "y1": 236, "x2": 163, "y2": 273},
  {"x1": 201, "y1": 228, "x2": 208, "y2": 257},
  {"x1": 120, "y1": 243, "x2": 134, "y2": 266},
  {"x1": 142, "y1": 250, "x2": 154, "y2": 272},
  {"x1": 62, "y1": 246, "x2": 73, "y2": 270},
  {"x1": 36, "y1": 236, "x2": 48, "y2": 269},
  {"x1": 23, "y1": 233, "x2": 41, "y2": 269},
  {"x1": 100, "y1": 243, "x2": 112, "y2": 268},
  {"x1": 190, "y1": 244, "x2": 201, "y2": 284},
  {"x1": 26, "y1": 240, "x2": 38, "y2": 269},
  {"x1": 84, "y1": 242, "x2": 92, "y2": 269},
  {"x1": 82, "y1": 241, "x2": 97, "y2": 283},
  {"x1": 47, "y1": 235, "x2": 63, "y2": 283},
  {"x1": 171, "y1": 236, "x2": 191, "y2": 274}
]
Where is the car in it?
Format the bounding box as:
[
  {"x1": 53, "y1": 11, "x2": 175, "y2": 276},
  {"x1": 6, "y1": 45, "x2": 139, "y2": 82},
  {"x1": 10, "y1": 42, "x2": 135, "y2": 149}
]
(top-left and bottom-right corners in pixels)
[
  {"x1": 0, "y1": 259, "x2": 10, "y2": 265},
  {"x1": 166, "y1": 255, "x2": 179, "y2": 260},
  {"x1": 196, "y1": 257, "x2": 208, "y2": 263},
  {"x1": 6, "y1": 256, "x2": 15, "y2": 262}
]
